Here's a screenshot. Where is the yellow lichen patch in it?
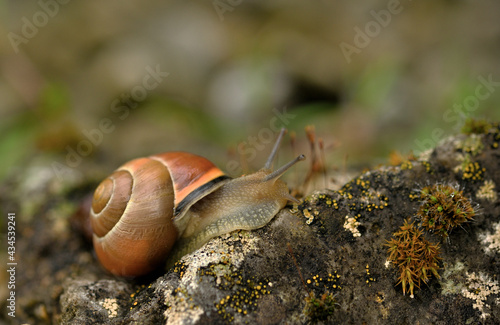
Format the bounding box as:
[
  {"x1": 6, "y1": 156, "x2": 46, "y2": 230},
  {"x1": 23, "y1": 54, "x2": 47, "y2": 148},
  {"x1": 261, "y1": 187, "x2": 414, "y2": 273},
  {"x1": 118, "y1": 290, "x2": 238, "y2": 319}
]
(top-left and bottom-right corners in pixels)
[
  {"x1": 299, "y1": 192, "x2": 339, "y2": 223},
  {"x1": 365, "y1": 264, "x2": 376, "y2": 286},
  {"x1": 129, "y1": 284, "x2": 146, "y2": 310},
  {"x1": 400, "y1": 160, "x2": 413, "y2": 170},
  {"x1": 197, "y1": 255, "x2": 272, "y2": 321},
  {"x1": 375, "y1": 292, "x2": 385, "y2": 303},
  {"x1": 462, "y1": 161, "x2": 486, "y2": 181},
  {"x1": 409, "y1": 193, "x2": 420, "y2": 201},
  {"x1": 421, "y1": 161, "x2": 433, "y2": 173},
  {"x1": 100, "y1": 298, "x2": 119, "y2": 318},
  {"x1": 303, "y1": 209, "x2": 314, "y2": 224},
  {"x1": 166, "y1": 231, "x2": 262, "y2": 322},
  {"x1": 476, "y1": 180, "x2": 498, "y2": 202},
  {"x1": 171, "y1": 287, "x2": 195, "y2": 306},
  {"x1": 173, "y1": 260, "x2": 188, "y2": 278},
  {"x1": 214, "y1": 275, "x2": 271, "y2": 322},
  {"x1": 355, "y1": 178, "x2": 371, "y2": 189},
  {"x1": 334, "y1": 174, "x2": 391, "y2": 237},
  {"x1": 323, "y1": 196, "x2": 339, "y2": 210},
  {"x1": 306, "y1": 272, "x2": 341, "y2": 290}
]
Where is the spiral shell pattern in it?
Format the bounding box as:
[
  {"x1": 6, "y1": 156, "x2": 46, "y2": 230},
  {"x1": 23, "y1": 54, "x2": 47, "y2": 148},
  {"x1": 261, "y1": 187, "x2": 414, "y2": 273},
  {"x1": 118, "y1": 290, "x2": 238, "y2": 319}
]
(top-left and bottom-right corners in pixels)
[{"x1": 90, "y1": 152, "x2": 229, "y2": 276}]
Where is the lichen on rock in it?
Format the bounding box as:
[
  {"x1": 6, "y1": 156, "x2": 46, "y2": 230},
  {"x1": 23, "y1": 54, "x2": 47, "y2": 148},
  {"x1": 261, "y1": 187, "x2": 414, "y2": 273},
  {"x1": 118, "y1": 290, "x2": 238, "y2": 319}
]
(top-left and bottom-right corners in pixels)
[{"x1": 3, "y1": 122, "x2": 500, "y2": 324}]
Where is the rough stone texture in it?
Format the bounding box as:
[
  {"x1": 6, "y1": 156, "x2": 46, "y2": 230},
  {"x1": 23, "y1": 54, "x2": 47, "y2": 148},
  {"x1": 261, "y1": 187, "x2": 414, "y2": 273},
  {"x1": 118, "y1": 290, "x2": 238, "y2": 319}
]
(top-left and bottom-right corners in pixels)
[{"x1": 1, "y1": 124, "x2": 500, "y2": 324}]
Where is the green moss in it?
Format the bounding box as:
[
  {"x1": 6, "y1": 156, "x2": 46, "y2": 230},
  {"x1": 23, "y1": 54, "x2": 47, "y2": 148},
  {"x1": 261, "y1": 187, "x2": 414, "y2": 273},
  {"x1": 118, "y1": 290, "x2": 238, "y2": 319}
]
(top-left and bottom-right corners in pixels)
[
  {"x1": 304, "y1": 292, "x2": 338, "y2": 322},
  {"x1": 417, "y1": 184, "x2": 475, "y2": 238},
  {"x1": 417, "y1": 184, "x2": 476, "y2": 238},
  {"x1": 461, "y1": 118, "x2": 492, "y2": 135}
]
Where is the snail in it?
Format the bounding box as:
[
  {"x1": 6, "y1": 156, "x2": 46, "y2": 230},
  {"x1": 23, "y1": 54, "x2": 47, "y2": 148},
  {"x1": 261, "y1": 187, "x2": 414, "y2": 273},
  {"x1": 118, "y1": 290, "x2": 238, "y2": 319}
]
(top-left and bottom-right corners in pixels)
[{"x1": 90, "y1": 128, "x2": 304, "y2": 276}]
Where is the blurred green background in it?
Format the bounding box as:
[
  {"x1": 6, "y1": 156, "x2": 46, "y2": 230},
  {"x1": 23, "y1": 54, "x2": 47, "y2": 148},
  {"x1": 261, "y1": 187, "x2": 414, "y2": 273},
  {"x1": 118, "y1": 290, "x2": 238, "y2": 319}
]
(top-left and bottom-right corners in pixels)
[{"x1": 1, "y1": 0, "x2": 500, "y2": 184}]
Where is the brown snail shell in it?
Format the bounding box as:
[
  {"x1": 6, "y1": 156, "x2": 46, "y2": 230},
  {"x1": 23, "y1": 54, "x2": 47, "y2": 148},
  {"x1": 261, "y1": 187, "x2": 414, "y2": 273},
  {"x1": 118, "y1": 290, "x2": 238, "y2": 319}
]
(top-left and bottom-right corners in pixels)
[{"x1": 90, "y1": 130, "x2": 304, "y2": 277}]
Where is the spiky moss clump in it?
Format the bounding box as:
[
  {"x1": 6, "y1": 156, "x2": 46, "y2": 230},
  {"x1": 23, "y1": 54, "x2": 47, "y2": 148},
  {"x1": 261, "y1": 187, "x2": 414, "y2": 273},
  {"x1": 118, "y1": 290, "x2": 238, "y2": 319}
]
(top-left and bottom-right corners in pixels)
[
  {"x1": 386, "y1": 219, "x2": 441, "y2": 298},
  {"x1": 303, "y1": 272, "x2": 342, "y2": 322},
  {"x1": 304, "y1": 292, "x2": 338, "y2": 322},
  {"x1": 417, "y1": 184, "x2": 476, "y2": 238}
]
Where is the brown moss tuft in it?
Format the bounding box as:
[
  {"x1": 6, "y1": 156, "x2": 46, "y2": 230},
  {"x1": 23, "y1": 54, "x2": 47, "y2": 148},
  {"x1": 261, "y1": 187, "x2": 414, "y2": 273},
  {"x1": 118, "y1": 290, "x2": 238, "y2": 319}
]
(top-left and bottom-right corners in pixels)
[{"x1": 386, "y1": 219, "x2": 441, "y2": 297}]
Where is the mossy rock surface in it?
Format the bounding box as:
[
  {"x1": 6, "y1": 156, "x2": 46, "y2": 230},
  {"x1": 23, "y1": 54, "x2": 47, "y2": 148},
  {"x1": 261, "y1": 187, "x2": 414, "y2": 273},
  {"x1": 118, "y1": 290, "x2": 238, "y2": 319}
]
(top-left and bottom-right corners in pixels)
[{"x1": 1, "y1": 124, "x2": 500, "y2": 324}]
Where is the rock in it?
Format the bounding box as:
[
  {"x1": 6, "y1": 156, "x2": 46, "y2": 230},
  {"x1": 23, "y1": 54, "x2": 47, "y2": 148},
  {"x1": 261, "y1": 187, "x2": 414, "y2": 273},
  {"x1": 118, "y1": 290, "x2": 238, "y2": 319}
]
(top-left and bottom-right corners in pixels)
[
  {"x1": 2, "y1": 122, "x2": 500, "y2": 324},
  {"x1": 60, "y1": 279, "x2": 133, "y2": 323}
]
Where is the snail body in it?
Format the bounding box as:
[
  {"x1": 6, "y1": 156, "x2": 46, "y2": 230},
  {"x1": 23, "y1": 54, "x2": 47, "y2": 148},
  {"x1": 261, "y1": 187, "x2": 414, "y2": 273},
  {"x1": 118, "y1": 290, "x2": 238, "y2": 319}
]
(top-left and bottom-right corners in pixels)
[{"x1": 90, "y1": 129, "x2": 304, "y2": 276}]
